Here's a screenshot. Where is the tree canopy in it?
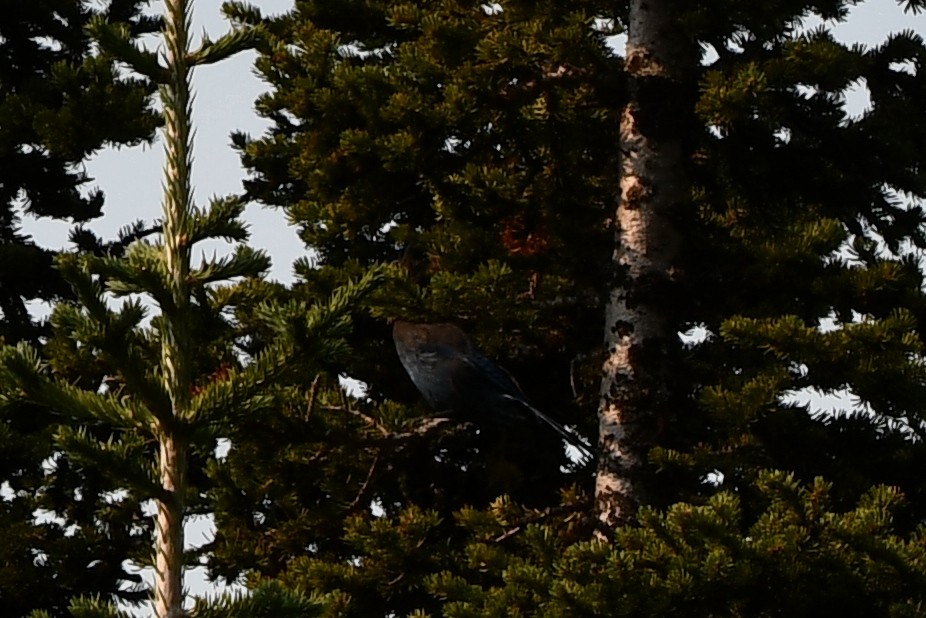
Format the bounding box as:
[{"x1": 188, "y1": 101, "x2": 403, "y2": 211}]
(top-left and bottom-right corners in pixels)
[
  {"x1": 3, "y1": 0, "x2": 926, "y2": 615},
  {"x1": 0, "y1": 1, "x2": 159, "y2": 613},
  {"x1": 212, "y1": 0, "x2": 926, "y2": 614}
]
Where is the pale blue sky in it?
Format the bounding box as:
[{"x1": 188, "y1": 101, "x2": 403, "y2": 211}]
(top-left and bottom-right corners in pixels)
[
  {"x1": 15, "y1": 0, "x2": 926, "y2": 612},
  {"x1": 24, "y1": 0, "x2": 300, "y2": 287}
]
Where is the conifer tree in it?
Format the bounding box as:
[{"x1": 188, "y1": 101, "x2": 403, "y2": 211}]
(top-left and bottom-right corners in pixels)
[
  {"x1": 208, "y1": 0, "x2": 620, "y2": 613},
  {"x1": 0, "y1": 1, "x2": 159, "y2": 614},
  {"x1": 1, "y1": 0, "x2": 380, "y2": 615},
  {"x1": 214, "y1": 0, "x2": 926, "y2": 615}
]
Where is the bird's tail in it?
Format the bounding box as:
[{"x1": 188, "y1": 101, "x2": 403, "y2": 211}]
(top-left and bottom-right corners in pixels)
[{"x1": 503, "y1": 395, "x2": 594, "y2": 461}]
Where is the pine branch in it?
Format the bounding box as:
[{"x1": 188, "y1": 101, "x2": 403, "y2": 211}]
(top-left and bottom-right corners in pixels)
[
  {"x1": 92, "y1": 244, "x2": 175, "y2": 309},
  {"x1": 201, "y1": 268, "x2": 390, "y2": 419},
  {"x1": 87, "y1": 16, "x2": 169, "y2": 82},
  {"x1": 65, "y1": 594, "x2": 136, "y2": 618},
  {"x1": 491, "y1": 499, "x2": 591, "y2": 544},
  {"x1": 188, "y1": 581, "x2": 320, "y2": 617},
  {"x1": 221, "y1": 2, "x2": 265, "y2": 26},
  {"x1": 187, "y1": 338, "x2": 290, "y2": 425},
  {"x1": 50, "y1": 283, "x2": 173, "y2": 423},
  {"x1": 190, "y1": 245, "x2": 271, "y2": 286},
  {"x1": 0, "y1": 344, "x2": 152, "y2": 430},
  {"x1": 56, "y1": 253, "x2": 116, "y2": 319},
  {"x1": 55, "y1": 425, "x2": 165, "y2": 500},
  {"x1": 189, "y1": 197, "x2": 250, "y2": 244},
  {"x1": 187, "y1": 25, "x2": 264, "y2": 67}
]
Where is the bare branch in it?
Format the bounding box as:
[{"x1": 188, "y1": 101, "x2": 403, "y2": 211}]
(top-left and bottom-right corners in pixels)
[
  {"x1": 347, "y1": 451, "x2": 380, "y2": 512},
  {"x1": 322, "y1": 405, "x2": 458, "y2": 441},
  {"x1": 304, "y1": 374, "x2": 321, "y2": 421}
]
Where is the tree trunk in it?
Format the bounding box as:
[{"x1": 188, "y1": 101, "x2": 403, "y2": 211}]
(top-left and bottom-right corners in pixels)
[
  {"x1": 154, "y1": 0, "x2": 194, "y2": 614},
  {"x1": 154, "y1": 433, "x2": 186, "y2": 618},
  {"x1": 595, "y1": 0, "x2": 691, "y2": 535}
]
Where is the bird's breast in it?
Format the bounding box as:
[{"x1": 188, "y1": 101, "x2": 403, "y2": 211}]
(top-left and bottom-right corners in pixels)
[{"x1": 395, "y1": 347, "x2": 458, "y2": 411}]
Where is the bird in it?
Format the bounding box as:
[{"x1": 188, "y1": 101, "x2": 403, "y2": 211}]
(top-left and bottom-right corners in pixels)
[{"x1": 392, "y1": 319, "x2": 593, "y2": 459}]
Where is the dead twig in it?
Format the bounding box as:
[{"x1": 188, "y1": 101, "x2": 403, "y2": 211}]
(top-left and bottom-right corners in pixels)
[
  {"x1": 304, "y1": 374, "x2": 322, "y2": 421},
  {"x1": 391, "y1": 416, "x2": 458, "y2": 439},
  {"x1": 347, "y1": 451, "x2": 380, "y2": 512},
  {"x1": 322, "y1": 404, "x2": 391, "y2": 437},
  {"x1": 569, "y1": 357, "x2": 579, "y2": 400},
  {"x1": 322, "y1": 405, "x2": 461, "y2": 442}
]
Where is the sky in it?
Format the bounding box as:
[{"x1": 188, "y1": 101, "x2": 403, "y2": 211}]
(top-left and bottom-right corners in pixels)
[
  {"x1": 25, "y1": 0, "x2": 302, "y2": 288},
  {"x1": 15, "y1": 0, "x2": 926, "y2": 612}
]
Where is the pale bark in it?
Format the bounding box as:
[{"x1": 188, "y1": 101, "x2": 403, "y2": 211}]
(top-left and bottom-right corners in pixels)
[
  {"x1": 154, "y1": 434, "x2": 187, "y2": 618},
  {"x1": 154, "y1": 0, "x2": 194, "y2": 614},
  {"x1": 596, "y1": 0, "x2": 690, "y2": 535}
]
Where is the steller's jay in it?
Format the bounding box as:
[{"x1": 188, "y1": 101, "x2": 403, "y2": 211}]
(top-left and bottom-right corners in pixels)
[{"x1": 392, "y1": 319, "x2": 592, "y2": 459}]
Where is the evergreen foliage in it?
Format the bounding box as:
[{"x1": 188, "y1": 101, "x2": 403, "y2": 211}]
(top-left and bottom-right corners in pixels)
[
  {"x1": 0, "y1": 0, "x2": 160, "y2": 344},
  {"x1": 0, "y1": 1, "x2": 159, "y2": 614},
  {"x1": 4, "y1": 0, "x2": 926, "y2": 614},
  {"x1": 209, "y1": 2, "x2": 620, "y2": 613},
  {"x1": 211, "y1": 0, "x2": 926, "y2": 615},
  {"x1": 677, "y1": 0, "x2": 926, "y2": 520},
  {"x1": 428, "y1": 472, "x2": 926, "y2": 617},
  {"x1": 0, "y1": 0, "x2": 373, "y2": 614}
]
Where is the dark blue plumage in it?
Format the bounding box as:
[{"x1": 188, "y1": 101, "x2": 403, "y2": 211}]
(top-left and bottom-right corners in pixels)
[{"x1": 393, "y1": 320, "x2": 592, "y2": 458}]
